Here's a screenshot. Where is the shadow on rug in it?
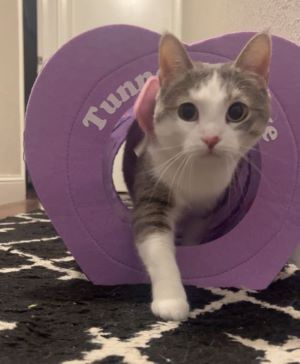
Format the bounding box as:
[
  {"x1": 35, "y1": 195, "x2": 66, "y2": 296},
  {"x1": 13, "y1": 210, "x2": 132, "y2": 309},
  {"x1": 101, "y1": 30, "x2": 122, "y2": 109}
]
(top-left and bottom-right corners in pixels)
[{"x1": 0, "y1": 210, "x2": 300, "y2": 364}]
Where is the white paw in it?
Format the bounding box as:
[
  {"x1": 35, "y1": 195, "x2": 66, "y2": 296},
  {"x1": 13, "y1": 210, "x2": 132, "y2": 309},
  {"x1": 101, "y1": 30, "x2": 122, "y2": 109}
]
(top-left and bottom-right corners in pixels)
[{"x1": 151, "y1": 298, "x2": 190, "y2": 321}]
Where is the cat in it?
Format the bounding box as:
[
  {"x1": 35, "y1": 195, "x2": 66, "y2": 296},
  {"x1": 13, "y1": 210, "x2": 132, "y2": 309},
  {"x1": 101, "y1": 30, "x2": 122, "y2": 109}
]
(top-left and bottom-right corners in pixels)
[{"x1": 130, "y1": 32, "x2": 271, "y2": 321}]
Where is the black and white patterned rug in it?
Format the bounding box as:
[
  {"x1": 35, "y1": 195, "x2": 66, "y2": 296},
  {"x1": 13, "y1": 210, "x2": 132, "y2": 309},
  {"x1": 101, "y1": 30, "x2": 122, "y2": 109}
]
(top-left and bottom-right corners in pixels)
[{"x1": 1, "y1": 210, "x2": 300, "y2": 364}]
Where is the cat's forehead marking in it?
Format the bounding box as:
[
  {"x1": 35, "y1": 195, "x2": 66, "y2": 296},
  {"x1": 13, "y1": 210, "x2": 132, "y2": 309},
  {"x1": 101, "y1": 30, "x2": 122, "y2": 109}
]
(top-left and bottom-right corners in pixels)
[{"x1": 189, "y1": 70, "x2": 227, "y2": 105}]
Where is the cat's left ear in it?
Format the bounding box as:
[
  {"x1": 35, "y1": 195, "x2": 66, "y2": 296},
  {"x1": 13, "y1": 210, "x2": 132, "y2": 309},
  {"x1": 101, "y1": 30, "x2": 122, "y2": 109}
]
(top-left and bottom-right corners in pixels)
[
  {"x1": 159, "y1": 33, "x2": 193, "y2": 85},
  {"x1": 235, "y1": 32, "x2": 272, "y2": 83}
]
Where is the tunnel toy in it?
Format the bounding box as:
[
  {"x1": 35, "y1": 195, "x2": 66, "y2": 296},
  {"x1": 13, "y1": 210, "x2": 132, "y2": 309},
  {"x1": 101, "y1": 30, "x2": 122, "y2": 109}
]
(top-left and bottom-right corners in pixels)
[{"x1": 25, "y1": 25, "x2": 300, "y2": 289}]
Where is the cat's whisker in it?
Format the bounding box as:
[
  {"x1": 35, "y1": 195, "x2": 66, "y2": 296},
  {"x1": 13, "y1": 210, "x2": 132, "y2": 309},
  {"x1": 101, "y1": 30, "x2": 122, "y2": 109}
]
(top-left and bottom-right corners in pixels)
[
  {"x1": 230, "y1": 149, "x2": 277, "y2": 195},
  {"x1": 241, "y1": 155, "x2": 277, "y2": 194},
  {"x1": 151, "y1": 153, "x2": 183, "y2": 187},
  {"x1": 167, "y1": 154, "x2": 188, "y2": 204},
  {"x1": 187, "y1": 154, "x2": 194, "y2": 200},
  {"x1": 221, "y1": 146, "x2": 274, "y2": 193},
  {"x1": 178, "y1": 155, "x2": 192, "y2": 192},
  {"x1": 140, "y1": 147, "x2": 199, "y2": 177},
  {"x1": 224, "y1": 154, "x2": 241, "y2": 198},
  {"x1": 180, "y1": 154, "x2": 192, "y2": 191},
  {"x1": 234, "y1": 161, "x2": 245, "y2": 198},
  {"x1": 149, "y1": 150, "x2": 187, "y2": 199},
  {"x1": 224, "y1": 158, "x2": 233, "y2": 210},
  {"x1": 142, "y1": 149, "x2": 186, "y2": 175}
]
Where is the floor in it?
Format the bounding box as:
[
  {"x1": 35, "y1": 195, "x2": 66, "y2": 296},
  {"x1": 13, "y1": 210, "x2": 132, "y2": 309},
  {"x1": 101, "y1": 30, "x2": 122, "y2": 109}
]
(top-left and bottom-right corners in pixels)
[
  {"x1": 0, "y1": 198, "x2": 40, "y2": 219},
  {"x1": 1, "y1": 209, "x2": 299, "y2": 363},
  {"x1": 0, "y1": 187, "x2": 39, "y2": 219}
]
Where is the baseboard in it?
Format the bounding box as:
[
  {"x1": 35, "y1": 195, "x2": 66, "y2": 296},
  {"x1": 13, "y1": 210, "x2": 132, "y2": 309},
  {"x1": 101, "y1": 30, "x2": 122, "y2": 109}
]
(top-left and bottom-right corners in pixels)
[{"x1": 0, "y1": 178, "x2": 26, "y2": 205}]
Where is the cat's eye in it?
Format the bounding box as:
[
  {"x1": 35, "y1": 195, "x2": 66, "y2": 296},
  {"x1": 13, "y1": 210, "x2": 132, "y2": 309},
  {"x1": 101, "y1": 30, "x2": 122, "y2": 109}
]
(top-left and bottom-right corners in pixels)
[
  {"x1": 177, "y1": 102, "x2": 198, "y2": 122},
  {"x1": 226, "y1": 102, "x2": 248, "y2": 123}
]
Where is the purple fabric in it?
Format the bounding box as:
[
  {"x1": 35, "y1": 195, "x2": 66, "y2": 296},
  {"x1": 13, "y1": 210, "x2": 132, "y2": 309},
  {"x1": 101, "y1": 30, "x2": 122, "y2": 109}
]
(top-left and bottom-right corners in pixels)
[{"x1": 25, "y1": 25, "x2": 300, "y2": 288}]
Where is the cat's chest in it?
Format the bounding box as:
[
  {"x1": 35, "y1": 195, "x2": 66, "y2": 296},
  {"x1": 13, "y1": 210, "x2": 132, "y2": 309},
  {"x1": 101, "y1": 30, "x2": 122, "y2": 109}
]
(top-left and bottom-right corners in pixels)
[{"x1": 151, "y1": 152, "x2": 235, "y2": 207}]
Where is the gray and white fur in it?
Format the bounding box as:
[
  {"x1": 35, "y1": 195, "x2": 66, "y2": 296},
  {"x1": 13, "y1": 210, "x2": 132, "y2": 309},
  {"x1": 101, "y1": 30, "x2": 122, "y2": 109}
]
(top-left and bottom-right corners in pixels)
[{"x1": 131, "y1": 32, "x2": 271, "y2": 321}]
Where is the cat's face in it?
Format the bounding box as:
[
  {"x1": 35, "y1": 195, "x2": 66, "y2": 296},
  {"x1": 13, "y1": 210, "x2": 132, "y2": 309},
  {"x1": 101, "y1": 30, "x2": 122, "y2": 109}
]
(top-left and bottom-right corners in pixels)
[{"x1": 151, "y1": 33, "x2": 271, "y2": 163}]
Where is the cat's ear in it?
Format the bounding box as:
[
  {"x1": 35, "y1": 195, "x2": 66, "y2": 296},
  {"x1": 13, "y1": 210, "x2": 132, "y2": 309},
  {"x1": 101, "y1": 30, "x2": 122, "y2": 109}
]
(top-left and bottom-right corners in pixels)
[
  {"x1": 159, "y1": 33, "x2": 193, "y2": 86},
  {"x1": 235, "y1": 32, "x2": 272, "y2": 82}
]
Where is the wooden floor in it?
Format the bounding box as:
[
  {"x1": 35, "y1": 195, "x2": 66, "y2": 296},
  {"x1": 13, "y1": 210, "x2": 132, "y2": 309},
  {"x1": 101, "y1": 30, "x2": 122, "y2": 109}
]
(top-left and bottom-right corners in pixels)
[{"x1": 0, "y1": 199, "x2": 40, "y2": 219}]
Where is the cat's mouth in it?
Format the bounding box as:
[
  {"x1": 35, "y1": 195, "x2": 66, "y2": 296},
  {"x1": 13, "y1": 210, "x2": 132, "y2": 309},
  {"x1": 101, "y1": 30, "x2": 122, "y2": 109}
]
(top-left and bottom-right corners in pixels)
[
  {"x1": 186, "y1": 146, "x2": 224, "y2": 159},
  {"x1": 200, "y1": 149, "x2": 222, "y2": 159}
]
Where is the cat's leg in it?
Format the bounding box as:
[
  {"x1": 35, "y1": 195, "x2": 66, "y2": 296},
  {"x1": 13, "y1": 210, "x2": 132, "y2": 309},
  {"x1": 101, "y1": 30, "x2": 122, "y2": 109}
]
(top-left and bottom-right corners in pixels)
[
  {"x1": 133, "y1": 207, "x2": 189, "y2": 321},
  {"x1": 138, "y1": 231, "x2": 189, "y2": 321}
]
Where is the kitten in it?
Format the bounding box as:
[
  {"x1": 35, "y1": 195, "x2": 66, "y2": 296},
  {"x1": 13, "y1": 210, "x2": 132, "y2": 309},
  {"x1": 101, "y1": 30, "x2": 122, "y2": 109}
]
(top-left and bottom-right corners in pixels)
[{"x1": 131, "y1": 32, "x2": 271, "y2": 321}]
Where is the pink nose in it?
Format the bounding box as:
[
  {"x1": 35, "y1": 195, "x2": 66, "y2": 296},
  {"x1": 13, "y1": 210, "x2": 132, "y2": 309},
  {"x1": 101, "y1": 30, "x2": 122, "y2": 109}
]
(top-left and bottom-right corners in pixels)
[{"x1": 202, "y1": 136, "x2": 220, "y2": 150}]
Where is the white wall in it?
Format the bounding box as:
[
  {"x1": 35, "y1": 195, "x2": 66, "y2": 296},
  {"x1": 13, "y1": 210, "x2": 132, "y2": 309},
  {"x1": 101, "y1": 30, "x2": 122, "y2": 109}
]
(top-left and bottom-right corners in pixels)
[
  {"x1": 182, "y1": 0, "x2": 300, "y2": 44},
  {"x1": 38, "y1": 0, "x2": 182, "y2": 62},
  {"x1": 70, "y1": 0, "x2": 175, "y2": 38},
  {"x1": 0, "y1": 0, "x2": 25, "y2": 204}
]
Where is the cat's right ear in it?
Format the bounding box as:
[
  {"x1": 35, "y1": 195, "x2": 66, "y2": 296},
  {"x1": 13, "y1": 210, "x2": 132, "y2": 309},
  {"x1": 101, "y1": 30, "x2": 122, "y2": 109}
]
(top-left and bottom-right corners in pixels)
[
  {"x1": 235, "y1": 32, "x2": 272, "y2": 83},
  {"x1": 159, "y1": 33, "x2": 193, "y2": 86}
]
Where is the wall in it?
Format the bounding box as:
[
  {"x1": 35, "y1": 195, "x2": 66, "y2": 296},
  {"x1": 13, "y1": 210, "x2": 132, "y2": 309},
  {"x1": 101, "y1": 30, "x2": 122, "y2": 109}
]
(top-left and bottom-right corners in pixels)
[
  {"x1": 38, "y1": 0, "x2": 181, "y2": 62},
  {"x1": 70, "y1": 0, "x2": 175, "y2": 38},
  {"x1": 0, "y1": 0, "x2": 25, "y2": 204},
  {"x1": 182, "y1": 0, "x2": 300, "y2": 44}
]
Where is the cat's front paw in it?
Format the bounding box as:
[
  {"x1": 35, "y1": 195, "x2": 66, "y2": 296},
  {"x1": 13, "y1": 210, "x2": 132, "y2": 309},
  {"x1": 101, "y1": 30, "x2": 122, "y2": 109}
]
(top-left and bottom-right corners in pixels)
[{"x1": 151, "y1": 298, "x2": 190, "y2": 321}]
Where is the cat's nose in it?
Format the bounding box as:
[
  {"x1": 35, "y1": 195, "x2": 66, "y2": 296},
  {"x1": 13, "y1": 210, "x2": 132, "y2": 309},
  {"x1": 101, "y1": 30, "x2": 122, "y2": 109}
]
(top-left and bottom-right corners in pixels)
[{"x1": 202, "y1": 136, "x2": 220, "y2": 150}]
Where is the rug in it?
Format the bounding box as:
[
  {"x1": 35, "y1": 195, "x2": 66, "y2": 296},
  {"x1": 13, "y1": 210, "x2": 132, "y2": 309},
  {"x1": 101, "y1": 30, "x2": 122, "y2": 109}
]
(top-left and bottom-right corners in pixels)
[{"x1": 0, "y1": 210, "x2": 300, "y2": 364}]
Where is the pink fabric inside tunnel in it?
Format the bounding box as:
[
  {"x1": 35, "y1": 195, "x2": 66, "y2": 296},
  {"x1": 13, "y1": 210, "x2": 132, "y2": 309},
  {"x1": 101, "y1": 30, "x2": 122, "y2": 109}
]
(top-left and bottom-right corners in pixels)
[{"x1": 133, "y1": 76, "x2": 160, "y2": 133}]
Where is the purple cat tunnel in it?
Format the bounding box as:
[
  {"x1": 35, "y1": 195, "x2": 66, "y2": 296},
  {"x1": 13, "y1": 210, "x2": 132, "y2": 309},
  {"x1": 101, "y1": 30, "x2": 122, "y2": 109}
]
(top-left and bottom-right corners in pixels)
[{"x1": 25, "y1": 25, "x2": 300, "y2": 289}]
